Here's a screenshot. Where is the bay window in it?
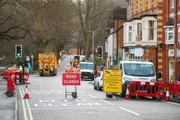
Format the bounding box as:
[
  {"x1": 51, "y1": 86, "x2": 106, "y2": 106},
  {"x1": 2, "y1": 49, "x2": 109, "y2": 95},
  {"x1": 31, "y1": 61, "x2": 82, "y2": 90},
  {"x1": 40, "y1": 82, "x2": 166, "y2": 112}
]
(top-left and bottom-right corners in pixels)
[
  {"x1": 148, "y1": 20, "x2": 155, "y2": 40},
  {"x1": 137, "y1": 23, "x2": 142, "y2": 41},
  {"x1": 129, "y1": 26, "x2": 132, "y2": 42}
]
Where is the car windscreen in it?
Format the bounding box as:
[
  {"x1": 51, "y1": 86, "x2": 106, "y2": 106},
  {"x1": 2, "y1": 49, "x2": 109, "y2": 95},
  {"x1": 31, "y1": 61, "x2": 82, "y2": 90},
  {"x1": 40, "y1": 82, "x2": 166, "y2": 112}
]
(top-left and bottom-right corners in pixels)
[
  {"x1": 80, "y1": 64, "x2": 93, "y2": 70},
  {"x1": 124, "y1": 63, "x2": 155, "y2": 77}
]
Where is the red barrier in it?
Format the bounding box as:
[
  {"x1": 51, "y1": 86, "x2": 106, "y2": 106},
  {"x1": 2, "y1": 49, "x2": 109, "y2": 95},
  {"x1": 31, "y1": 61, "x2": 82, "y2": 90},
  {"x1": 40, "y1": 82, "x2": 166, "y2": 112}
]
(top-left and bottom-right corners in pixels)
[
  {"x1": 128, "y1": 81, "x2": 166, "y2": 99},
  {"x1": 3, "y1": 70, "x2": 14, "y2": 79},
  {"x1": 14, "y1": 71, "x2": 29, "y2": 84},
  {"x1": 168, "y1": 81, "x2": 180, "y2": 97}
]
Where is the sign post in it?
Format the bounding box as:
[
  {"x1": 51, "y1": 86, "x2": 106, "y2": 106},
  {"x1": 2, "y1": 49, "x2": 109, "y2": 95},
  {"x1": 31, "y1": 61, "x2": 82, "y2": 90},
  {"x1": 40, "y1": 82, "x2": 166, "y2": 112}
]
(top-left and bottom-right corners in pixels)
[
  {"x1": 62, "y1": 72, "x2": 81, "y2": 98},
  {"x1": 31, "y1": 54, "x2": 34, "y2": 72}
]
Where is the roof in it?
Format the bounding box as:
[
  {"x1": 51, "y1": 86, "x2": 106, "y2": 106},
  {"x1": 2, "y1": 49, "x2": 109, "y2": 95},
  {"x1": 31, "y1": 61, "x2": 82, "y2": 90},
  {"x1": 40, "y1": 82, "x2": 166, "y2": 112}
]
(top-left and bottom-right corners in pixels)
[
  {"x1": 120, "y1": 60, "x2": 153, "y2": 65},
  {"x1": 80, "y1": 62, "x2": 93, "y2": 64}
]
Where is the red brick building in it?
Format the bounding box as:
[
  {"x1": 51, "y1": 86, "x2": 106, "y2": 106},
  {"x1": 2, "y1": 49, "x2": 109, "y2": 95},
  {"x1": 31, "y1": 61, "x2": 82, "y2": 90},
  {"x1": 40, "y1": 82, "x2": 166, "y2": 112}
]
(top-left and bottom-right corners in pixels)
[{"x1": 162, "y1": 0, "x2": 180, "y2": 81}]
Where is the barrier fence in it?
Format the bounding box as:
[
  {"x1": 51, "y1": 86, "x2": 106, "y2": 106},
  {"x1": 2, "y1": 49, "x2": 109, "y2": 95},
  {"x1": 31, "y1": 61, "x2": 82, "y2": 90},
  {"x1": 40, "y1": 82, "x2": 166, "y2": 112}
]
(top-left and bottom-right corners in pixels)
[
  {"x1": 168, "y1": 81, "x2": 180, "y2": 97},
  {"x1": 3, "y1": 70, "x2": 29, "y2": 97},
  {"x1": 127, "y1": 81, "x2": 166, "y2": 99}
]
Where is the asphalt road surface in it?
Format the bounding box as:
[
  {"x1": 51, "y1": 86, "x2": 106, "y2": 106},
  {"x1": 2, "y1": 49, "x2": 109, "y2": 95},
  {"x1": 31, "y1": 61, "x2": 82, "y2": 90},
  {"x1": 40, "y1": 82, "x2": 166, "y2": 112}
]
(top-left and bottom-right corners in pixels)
[{"x1": 17, "y1": 56, "x2": 180, "y2": 120}]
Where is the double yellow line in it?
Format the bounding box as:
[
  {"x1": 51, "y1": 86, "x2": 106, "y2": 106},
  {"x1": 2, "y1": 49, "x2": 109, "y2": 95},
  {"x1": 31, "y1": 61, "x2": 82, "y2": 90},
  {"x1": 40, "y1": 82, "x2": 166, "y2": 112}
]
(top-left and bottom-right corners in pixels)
[{"x1": 19, "y1": 87, "x2": 34, "y2": 120}]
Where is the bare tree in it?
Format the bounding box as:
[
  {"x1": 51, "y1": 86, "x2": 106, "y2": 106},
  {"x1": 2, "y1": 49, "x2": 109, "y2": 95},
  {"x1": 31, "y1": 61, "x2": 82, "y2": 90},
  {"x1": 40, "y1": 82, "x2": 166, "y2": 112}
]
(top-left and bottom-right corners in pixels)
[{"x1": 71, "y1": 0, "x2": 126, "y2": 59}]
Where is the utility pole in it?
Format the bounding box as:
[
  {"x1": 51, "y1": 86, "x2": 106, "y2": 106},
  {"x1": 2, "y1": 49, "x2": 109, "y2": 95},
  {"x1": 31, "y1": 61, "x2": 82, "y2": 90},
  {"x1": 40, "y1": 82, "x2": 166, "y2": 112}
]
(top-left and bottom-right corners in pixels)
[{"x1": 92, "y1": 31, "x2": 95, "y2": 62}]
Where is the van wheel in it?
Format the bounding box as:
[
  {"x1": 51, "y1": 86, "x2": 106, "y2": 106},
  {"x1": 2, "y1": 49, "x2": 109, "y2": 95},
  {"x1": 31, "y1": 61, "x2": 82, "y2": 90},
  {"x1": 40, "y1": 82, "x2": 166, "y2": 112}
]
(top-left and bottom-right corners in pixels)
[{"x1": 121, "y1": 85, "x2": 126, "y2": 98}]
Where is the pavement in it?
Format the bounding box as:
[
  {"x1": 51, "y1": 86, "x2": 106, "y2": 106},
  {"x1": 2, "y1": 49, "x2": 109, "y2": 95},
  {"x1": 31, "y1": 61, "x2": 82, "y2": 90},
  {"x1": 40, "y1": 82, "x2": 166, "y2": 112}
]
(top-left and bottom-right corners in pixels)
[{"x1": 0, "y1": 76, "x2": 17, "y2": 120}]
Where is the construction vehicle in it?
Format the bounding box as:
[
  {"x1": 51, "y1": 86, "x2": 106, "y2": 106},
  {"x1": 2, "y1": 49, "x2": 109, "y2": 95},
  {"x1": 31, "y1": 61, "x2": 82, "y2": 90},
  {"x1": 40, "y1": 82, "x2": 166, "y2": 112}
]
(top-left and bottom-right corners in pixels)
[{"x1": 38, "y1": 52, "x2": 57, "y2": 76}]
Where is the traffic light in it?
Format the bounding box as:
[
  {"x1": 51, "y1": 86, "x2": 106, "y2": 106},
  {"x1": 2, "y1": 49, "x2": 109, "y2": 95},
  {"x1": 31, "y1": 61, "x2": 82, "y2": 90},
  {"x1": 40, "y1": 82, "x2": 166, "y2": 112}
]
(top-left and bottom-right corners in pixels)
[
  {"x1": 15, "y1": 44, "x2": 22, "y2": 58},
  {"x1": 97, "y1": 46, "x2": 103, "y2": 57}
]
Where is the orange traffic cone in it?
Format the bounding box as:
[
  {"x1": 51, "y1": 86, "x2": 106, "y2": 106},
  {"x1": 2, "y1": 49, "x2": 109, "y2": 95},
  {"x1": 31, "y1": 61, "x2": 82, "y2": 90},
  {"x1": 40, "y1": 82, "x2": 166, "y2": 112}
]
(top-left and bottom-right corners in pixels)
[
  {"x1": 165, "y1": 90, "x2": 170, "y2": 101},
  {"x1": 125, "y1": 87, "x2": 130, "y2": 99},
  {"x1": 23, "y1": 84, "x2": 30, "y2": 99}
]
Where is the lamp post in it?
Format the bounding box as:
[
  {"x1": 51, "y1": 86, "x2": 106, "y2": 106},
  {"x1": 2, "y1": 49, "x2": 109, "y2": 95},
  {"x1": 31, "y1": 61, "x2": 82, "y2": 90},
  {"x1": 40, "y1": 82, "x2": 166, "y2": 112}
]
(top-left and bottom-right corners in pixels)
[
  {"x1": 31, "y1": 54, "x2": 34, "y2": 72},
  {"x1": 92, "y1": 31, "x2": 95, "y2": 62}
]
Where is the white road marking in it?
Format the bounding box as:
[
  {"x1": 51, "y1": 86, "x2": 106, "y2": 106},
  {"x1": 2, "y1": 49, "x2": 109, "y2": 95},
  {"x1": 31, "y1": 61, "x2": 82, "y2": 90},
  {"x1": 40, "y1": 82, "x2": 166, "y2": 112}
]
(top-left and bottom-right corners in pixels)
[
  {"x1": 21, "y1": 87, "x2": 34, "y2": 120},
  {"x1": 119, "y1": 107, "x2": 140, "y2": 117},
  {"x1": 99, "y1": 99, "x2": 114, "y2": 106},
  {"x1": 88, "y1": 94, "x2": 97, "y2": 98},
  {"x1": 19, "y1": 88, "x2": 28, "y2": 120},
  {"x1": 31, "y1": 106, "x2": 115, "y2": 110},
  {"x1": 167, "y1": 102, "x2": 180, "y2": 106}
]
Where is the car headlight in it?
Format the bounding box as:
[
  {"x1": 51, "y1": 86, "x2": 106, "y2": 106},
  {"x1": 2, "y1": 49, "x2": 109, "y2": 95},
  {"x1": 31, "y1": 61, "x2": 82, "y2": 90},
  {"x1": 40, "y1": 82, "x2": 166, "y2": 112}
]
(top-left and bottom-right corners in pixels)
[
  {"x1": 150, "y1": 78, "x2": 157, "y2": 82},
  {"x1": 124, "y1": 77, "x2": 132, "y2": 81}
]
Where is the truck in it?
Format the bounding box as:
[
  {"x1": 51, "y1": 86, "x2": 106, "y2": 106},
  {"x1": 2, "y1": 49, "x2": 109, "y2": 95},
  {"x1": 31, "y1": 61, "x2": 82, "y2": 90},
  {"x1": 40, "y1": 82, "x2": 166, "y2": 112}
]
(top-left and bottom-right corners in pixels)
[
  {"x1": 38, "y1": 52, "x2": 57, "y2": 76},
  {"x1": 119, "y1": 60, "x2": 161, "y2": 97}
]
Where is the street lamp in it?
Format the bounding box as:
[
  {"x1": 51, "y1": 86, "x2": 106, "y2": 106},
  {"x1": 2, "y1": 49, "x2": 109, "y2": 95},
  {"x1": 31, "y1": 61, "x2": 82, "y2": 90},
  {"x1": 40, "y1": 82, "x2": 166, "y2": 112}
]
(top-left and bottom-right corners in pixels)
[
  {"x1": 92, "y1": 31, "x2": 95, "y2": 62},
  {"x1": 31, "y1": 54, "x2": 34, "y2": 72}
]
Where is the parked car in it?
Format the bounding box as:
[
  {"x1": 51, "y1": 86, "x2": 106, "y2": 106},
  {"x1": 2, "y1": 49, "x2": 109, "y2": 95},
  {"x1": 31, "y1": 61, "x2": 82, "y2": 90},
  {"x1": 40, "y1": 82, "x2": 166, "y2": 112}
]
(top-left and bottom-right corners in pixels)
[
  {"x1": 94, "y1": 71, "x2": 103, "y2": 90},
  {"x1": 0, "y1": 66, "x2": 8, "y2": 76},
  {"x1": 80, "y1": 62, "x2": 94, "y2": 80}
]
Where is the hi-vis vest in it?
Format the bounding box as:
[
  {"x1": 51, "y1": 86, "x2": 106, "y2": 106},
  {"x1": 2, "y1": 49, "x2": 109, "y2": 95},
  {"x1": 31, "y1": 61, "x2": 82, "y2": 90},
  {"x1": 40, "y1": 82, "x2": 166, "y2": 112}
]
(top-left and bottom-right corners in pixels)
[{"x1": 19, "y1": 65, "x2": 23, "y2": 72}]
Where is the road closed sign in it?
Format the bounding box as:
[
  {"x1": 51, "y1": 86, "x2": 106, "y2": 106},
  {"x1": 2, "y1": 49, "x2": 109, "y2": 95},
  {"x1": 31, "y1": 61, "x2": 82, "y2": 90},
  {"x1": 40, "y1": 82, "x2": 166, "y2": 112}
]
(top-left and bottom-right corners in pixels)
[
  {"x1": 62, "y1": 73, "x2": 81, "y2": 86},
  {"x1": 103, "y1": 70, "x2": 122, "y2": 93}
]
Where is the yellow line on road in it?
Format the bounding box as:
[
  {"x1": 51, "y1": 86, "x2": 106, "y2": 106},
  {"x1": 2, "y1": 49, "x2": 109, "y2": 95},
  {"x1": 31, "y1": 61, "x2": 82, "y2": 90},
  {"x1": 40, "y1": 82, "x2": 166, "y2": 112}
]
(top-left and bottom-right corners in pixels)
[
  {"x1": 19, "y1": 88, "x2": 28, "y2": 120},
  {"x1": 22, "y1": 88, "x2": 34, "y2": 120}
]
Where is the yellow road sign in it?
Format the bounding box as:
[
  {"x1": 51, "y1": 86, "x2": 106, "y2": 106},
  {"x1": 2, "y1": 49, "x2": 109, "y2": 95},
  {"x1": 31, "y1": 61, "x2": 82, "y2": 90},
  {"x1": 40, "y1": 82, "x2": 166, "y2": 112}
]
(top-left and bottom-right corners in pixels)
[{"x1": 103, "y1": 70, "x2": 122, "y2": 93}]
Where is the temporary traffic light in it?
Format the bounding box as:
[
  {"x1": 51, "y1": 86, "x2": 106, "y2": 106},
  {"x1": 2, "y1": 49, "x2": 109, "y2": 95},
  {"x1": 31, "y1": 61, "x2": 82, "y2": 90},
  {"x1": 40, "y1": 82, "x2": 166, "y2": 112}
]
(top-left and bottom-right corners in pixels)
[
  {"x1": 15, "y1": 44, "x2": 22, "y2": 58},
  {"x1": 97, "y1": 46, "x2": 103, "y2": 57}
]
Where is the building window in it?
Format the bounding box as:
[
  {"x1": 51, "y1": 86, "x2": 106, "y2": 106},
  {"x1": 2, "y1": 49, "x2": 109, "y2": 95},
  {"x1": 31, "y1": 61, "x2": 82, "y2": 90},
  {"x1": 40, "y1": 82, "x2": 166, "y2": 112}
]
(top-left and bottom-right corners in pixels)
[
  {"x1": 148, "y1": 21, "x2": 155, "y2": 40},
  {"x1": 137, "y1": 23, "x2": 142, "y2": 41},
  {"x1": 129, "y1": 26, "x2": 132, "y2": 42},
  {"x1": 165, "y1": 27, "x2": 174, "y2": 41},
  {"x1": 178, "y1": 25, "x2": 180, "y2": 41},
  {"x1": 171, "y1": 0, "x2": 174, "y2": 8}
]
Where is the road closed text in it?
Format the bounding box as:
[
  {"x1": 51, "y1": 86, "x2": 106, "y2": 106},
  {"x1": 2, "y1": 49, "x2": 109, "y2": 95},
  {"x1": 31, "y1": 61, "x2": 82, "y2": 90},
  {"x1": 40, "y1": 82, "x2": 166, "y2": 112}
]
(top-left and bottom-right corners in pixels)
[{"x1": 62, "y1": 73, "x2": 81, "y2": 86}]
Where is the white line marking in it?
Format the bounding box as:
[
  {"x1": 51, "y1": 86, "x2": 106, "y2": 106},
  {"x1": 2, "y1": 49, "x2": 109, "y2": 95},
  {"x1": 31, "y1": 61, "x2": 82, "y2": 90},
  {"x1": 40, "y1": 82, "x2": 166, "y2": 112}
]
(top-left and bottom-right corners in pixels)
[
  {"x1": 99, "y1": 99, "x2": 114, "y2": 106},
  {"x1": 22, "y1": 88, "x2": 34, "y2": 120},
  {"x1": 31, "y1": 106, "x2": 115, "y2": 110},
  {"x1": 19, "y1": 88, "x2": 28, "y2": 120},
  {"x1": 167, "y1": 102, "x2": 180, "y2": 106},
  {"x1": 88, "y1": 94, "x2": 97, "y2": 98},
  {"x1": 119, "y1": 107, "x2": 140, "y2": 116}
]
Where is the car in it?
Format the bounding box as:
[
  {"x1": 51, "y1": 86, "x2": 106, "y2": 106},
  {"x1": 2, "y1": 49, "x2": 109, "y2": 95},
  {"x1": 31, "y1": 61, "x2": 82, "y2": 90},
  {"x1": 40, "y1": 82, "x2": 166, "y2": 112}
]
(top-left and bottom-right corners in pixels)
[
  {"x1": 0, "y1": 66, "x2": 8, "y2": 76},
  {"x1": 80, "y1": 62, "x2": 94, "y2": 80},
  {"x1": 94, "y1": 71, "x2": 103, "y2": 90}
]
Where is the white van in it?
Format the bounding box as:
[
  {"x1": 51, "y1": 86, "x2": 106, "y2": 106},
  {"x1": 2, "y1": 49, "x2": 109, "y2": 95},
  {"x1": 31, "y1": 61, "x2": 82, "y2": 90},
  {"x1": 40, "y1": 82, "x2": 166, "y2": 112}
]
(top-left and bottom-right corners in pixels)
[
  {"x1": 119, "y1": 60, "x2": 159, "y2": 97},
  {"x1": 80, "y1": 62, "x2": 94, "y2": 80}
]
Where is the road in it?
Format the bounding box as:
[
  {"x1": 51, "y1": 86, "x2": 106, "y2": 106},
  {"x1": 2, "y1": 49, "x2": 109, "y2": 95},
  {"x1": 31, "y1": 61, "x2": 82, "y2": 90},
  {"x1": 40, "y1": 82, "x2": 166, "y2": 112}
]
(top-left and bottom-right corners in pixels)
[{"x1": 17, "y1": 56, "x2": 180, "y2": 120}]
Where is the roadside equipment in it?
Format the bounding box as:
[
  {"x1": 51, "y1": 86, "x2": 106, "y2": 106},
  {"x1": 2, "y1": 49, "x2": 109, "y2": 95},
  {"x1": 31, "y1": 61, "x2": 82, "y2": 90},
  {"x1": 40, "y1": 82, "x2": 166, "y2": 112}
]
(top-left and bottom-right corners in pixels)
[
  {"x1": 5, "y1": 75, "x2": 15, "y2": 97},
  {"x1": 62, "y1": 72, "x2": 81, "y2": 98},
  {"x1": 38, "y1": 52, "x2": 57, "y2": 76},
  {"x1": 165, "y1": 89, "x2": 170, "y2": 101},
  {"x1": 127, "y1": 81, "x2": 165, "y2": 99},
  {"x1": 23, "y1": 84, "x2": 30, "y2": 99},
  {"x1": 103, "y1": 68, "x2": 122, "y2": 99},
  {"x1": 14, "y1": 71, "x2": 29, "y2": 84},
  {"x1": 125, "y1": 86, "x2": 130, "y2": 99}
]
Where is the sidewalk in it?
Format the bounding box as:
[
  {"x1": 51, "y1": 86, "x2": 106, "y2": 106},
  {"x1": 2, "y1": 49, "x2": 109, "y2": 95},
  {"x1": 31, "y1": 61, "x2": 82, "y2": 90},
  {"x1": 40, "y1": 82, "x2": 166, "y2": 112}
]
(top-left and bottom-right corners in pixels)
[{"x1": 0, "y1": 76, "x2": 17, "y2": 120}]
